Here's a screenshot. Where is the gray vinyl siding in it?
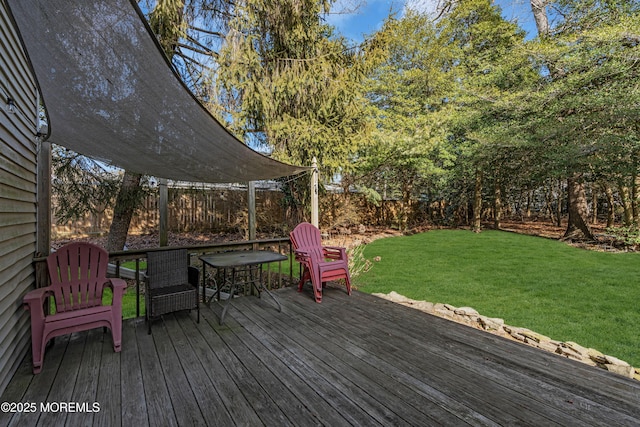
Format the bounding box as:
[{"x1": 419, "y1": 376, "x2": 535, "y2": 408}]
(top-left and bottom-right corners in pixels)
[{"x1": 0, "y1": 0, "x2": 38, "y2": 394}]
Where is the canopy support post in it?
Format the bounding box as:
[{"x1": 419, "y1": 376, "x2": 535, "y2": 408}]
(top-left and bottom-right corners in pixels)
[
  {"x1": 248, "y1": 181, "x2": 256, "y2": 243},
  {"x1": 36, "y1": 135, "x2": 51, "y2": 289},
  {"x1": 159, "y1": 178, "x2": 168, "y2": 247},
  {"x1": 311, "y1": 157, "x2": 319, "y2": 228}
]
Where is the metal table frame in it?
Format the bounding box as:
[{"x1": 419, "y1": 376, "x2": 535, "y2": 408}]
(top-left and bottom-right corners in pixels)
[{"x1": 199, "y1": 250, "x2": 287, "y2": 325}]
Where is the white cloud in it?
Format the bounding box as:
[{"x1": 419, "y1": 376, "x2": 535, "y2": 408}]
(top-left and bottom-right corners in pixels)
[{"x1": 325, "y1": 0, "x2": 366, "y2": 27}]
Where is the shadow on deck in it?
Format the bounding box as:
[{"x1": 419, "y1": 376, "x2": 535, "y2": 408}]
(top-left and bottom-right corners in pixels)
[{"x1": 2, "y1": 286, "x2": 639, "y2": 426}]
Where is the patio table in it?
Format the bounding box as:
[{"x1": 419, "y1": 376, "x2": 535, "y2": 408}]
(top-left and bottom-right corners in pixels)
[{"x1": 199, "y1": 250, "x2": 287, "y2": 325}]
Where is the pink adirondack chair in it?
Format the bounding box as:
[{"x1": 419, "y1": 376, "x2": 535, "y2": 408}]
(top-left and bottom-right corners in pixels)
[
  {"x1": 23, "y1": 242, "x2": 126, "y2": 374},
  {"x1": 290, "y1": 222, "x2": 351, "y2": 303}
]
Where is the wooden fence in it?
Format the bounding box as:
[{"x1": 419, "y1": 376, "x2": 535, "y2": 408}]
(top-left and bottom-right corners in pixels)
[
  {"x1": 52, "y1": 186, "x2": 429, "y2": 239},
  {"x1": 53, "y1": 187, "x2": 288, "y2": 238}
]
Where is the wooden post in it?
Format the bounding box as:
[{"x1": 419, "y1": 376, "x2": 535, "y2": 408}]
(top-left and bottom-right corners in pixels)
[
  {"x1": 159, "y1": 178, "x2": 168, "y2": 247},
  {"x1": 248, "y1": 181, "x2": 256, "y2": 241},
  {"x1": 472, "y1": 169, "x2": 482, "y2": 233},
  {"x1": 35, "y1": 134, "x2": 51, "y2": 288},
  {"x1": 311, "y1": 157, "x2": 319, "y2": 228}
]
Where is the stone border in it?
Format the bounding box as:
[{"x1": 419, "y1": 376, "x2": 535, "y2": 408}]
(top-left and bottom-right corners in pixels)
[{"x1": 374, "y1": 291, "x2": 640, "y2": 381}]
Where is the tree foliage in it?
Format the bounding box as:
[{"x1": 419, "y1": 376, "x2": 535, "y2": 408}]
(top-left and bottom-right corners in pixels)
[
  {"x1": 356, "y1": 1, "x2": 531, "y2": 227},
  {"x1": 51, "y1": 147, "x2": 121, "y2": 223},
  {"x1": 216, "y1": 0, "x2": 371, "y2": 178},
  {"x1": 355, "y1": 12, "x2": 453, "y2": 228},
  {"x1": 346, "y1": 0, "x2": 640, "y2": 236}
]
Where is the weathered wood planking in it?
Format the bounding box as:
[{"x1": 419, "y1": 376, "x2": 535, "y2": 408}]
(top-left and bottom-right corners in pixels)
[{"x1": 1, "y1": 289, "x2": 639, "y2": 426}]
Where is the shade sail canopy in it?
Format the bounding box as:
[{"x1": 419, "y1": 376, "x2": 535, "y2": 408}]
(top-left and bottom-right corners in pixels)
[{"x1": 6, "y1": 0, "x2": 310, "y2": 182}]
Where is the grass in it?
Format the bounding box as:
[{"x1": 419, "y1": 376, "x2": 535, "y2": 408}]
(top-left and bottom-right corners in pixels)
[
  {"x1": 121, "y1": 260, "x2": 146, "y2": 270},
  {"x1": 358, "y1": 229, "x2": 640, "y2": 368}
]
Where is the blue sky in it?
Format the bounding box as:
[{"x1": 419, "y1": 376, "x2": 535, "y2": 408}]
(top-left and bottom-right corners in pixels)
[{"x1": 326, "y1": 0, "x2": 538, "y2": 42}]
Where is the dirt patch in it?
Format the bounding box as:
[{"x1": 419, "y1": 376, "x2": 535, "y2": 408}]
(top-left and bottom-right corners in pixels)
[{"x1": 497, "y1": 220, "x2": 633, "y2": 252}]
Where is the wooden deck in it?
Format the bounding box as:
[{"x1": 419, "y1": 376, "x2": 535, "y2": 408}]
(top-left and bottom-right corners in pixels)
[{"x1": 2, "y1": 286, "x2": 639, "y2": 426}]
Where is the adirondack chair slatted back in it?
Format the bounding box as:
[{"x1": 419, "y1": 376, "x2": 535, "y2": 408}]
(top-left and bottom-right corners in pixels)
[
  {"x1": 290, "y1": 222, "x2": 325, "y2": 260},
  {"x1": 146, "y1": 249, "x2": 189, "y2": 289},
  {"x1": 46, "y1": 242, "x2": 109, "y2": 313}
]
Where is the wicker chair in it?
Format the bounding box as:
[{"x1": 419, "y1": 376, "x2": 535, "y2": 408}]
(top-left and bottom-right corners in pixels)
[{"x1": 145, "y1": 249, "x2": 199, "y2": 334}]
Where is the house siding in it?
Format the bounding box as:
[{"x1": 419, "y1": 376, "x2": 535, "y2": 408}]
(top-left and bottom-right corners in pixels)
[{"x1": 0, "y1": 0, "x2": 39, "y2": 393}]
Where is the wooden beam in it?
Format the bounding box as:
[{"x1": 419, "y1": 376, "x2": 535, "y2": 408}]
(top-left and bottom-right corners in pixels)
[
  {"x1": 248, "y1": 181, "x2": 256, "y2": 242},
  {"x1": 311, "y1": 157, "x2": 319, "y2": 228},
  {"x1": 35, "y1": 137, "x2": 50, "y2": 288},
  {"x1": 159, "y1": 178, "x2": 168, "y2": 247}
]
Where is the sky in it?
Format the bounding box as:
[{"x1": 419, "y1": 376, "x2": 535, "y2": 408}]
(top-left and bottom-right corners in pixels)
[{"x1": 325, "y1": 0, "x2": 539, "y2": 42}]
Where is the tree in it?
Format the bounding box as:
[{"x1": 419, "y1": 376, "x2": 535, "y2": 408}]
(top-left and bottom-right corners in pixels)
[
  {"x1": 216, "y1": 0, "x2": 371, "y2": 219},
  {"x1": 516, "y1": 0, "x2": 640, "y2": 239},
  {"x1": 433, "y1": 0, "x2": 531, "y2": 230},
  {"x1": 51, "y1": 147, "x2": 121, "y2": 225},
  {"x1": 357, "y1": 11, "x2": 453, "y2": 229},
  {"x1": 356, "y1": 1, "x2": 533, "y2": 230}
]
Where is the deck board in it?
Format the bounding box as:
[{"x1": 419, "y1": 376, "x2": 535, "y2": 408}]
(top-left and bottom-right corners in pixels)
[
  {"x1": 163, "y1": 316, "x2": 235, "y2": 426},
  {"x1": 339, "y1": 290, "x2": 640, "y2": 422},
  {"x1": 94, "y1": 330, "x2": 121, "y2": 427},
  {"x1": 119, "y1": 319, "x2": 147, "y2": 426},
  {"x1": 2, "y1": 286, "x2": 639, "y2": 426},
  {"x1": 239, "y1": 291, "x2": 465, "y2": 426},
  {"x1": 135, "y1": 320, "x2": 179, "y2": 427},
  {"x1": 307, "y1": 292, "x2": 565, "y2": 425},
  {"x1": 176, "y1": 311, "x2": 264, "y2": 426}
]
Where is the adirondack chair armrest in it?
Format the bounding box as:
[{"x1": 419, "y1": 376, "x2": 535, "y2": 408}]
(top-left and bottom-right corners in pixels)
[
  {"x1": 23, "y1": 287, "x2": 54, "y2": 311},
  {"x1": 323, "y1": 246, "x2": 347, "y2": 260},
  {"x1": 105, "y1": 278, "x2": 127, "y2": 301},
  {"x1": 293, "y1": 247, "x2": 312, "y2": 259}
]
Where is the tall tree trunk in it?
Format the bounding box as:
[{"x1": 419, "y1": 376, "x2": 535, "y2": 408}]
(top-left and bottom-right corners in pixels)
[
  {"x1": 633, "y1": 169, "x2": 640, "y2": 224},
  {"x1": 591, "y1": 184, "x2": 598, "y2": 225},
  {"x1": 472, "y1": 169, "x2": 482, "y2": 233},
  {"x1": 563, "y1": 174, "x2": 595, "y2": 241},
  {"x1": 493, "y1": 179, "x2": 502, "y2": 230},
  {"x1": 107, "y1": 171, "x2": 143, "y2": 252},
  {"x1": 530, "y1": 0, "x2": 550, "y2": 37},
  {"x1": 543, "y1": 181, "x2": 553, "y2": 222},
  {"x1": 399, "y1": 180, "x2": 413, "y2": 232},
  {"x1": 555, "y1": 179, "x2": 563, "y2": 227},
  {"x1": 618, "y1": 181, "x2": 633, "y2": 226},
  {"x1": 604, "y1": 183, "x2": 615, "y2": 228}
]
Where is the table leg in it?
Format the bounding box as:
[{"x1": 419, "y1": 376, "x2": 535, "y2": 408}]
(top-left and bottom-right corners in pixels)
[
  {"x1": 201, "y1": 260, "x2": 206, "y2": 303},
  {"x1": 258, "y1": 263, "x2": 282, "y2": 313},
  {"x1": 249, "y1": 264, "x2": 261, "y2": 297},
  {"x1": 219, "y1": 267, "x2": 236, "y2": 325}
]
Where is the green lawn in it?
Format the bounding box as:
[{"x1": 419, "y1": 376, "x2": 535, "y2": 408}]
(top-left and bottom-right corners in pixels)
[{"x1": 358, "y1": 229, "x2": 640, "y2": 367}]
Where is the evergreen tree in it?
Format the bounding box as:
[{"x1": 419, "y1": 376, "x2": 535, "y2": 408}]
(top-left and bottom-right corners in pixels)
[{"x1": 216, "y1": 0, "x2": 370, "y2": 177}]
